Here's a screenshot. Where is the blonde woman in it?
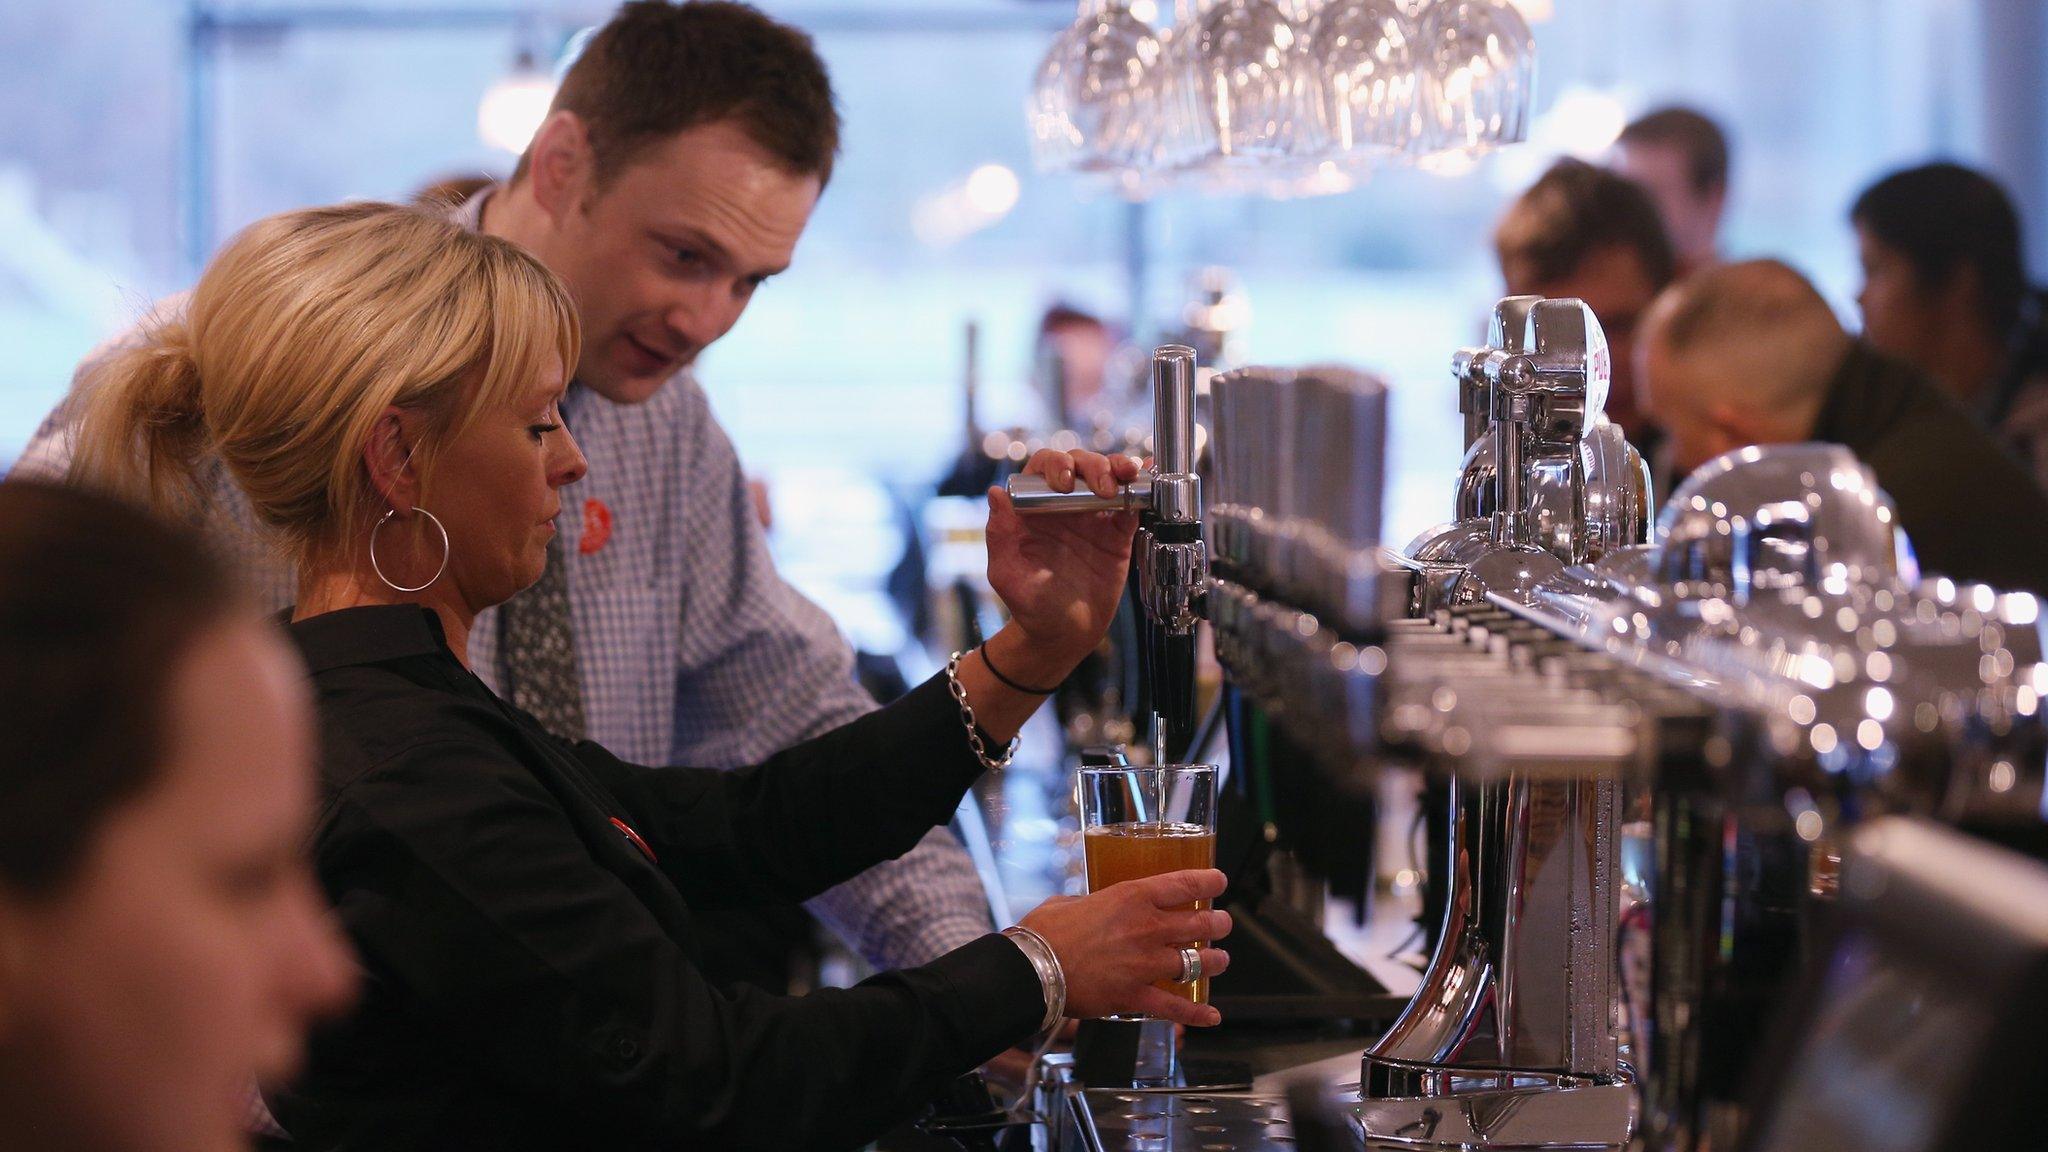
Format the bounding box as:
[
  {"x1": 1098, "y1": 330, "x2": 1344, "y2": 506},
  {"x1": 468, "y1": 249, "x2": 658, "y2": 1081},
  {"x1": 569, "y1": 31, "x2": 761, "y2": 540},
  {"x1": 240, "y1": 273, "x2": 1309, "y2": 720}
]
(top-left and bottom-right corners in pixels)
[{"x1": 71, "y1": 201, "x2": 1231, "y2": 1152}]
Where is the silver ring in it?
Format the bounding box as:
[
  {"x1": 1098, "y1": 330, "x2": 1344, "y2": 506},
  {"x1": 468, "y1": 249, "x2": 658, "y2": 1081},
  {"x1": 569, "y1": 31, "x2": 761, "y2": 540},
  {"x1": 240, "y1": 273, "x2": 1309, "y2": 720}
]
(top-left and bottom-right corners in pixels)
[
  {"x1": 369, "y1": 506, "x2": 450, "y2": 594},
  {"x1": 1177, "y1": 945, "x2": 1202, "y2": 985}
]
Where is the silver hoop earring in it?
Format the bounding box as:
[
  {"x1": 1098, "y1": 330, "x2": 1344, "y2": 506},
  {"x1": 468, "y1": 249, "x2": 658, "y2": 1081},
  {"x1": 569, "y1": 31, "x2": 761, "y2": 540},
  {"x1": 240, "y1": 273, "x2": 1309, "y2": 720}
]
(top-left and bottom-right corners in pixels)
[{"x1": 369, "y1": 507, "x2": 450, "y2": 594}]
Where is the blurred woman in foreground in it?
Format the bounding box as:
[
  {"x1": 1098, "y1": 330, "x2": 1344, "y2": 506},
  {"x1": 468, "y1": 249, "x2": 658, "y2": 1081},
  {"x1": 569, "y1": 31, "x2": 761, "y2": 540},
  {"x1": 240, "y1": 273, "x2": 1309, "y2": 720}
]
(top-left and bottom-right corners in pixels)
[
  {"x1": 0, "y1": 481, "x2": 355, "y2": 1152},
  {"x1": 72, "y1": 201, "x2": 1230, "y2": 1151}
]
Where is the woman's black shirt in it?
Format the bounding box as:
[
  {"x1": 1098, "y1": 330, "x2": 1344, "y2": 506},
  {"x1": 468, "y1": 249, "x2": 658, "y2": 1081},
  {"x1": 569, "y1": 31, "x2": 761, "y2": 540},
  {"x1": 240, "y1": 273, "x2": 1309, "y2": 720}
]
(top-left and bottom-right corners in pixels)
[{"x1": 268, "y1": 606, "x2": 1040, "y2": 1151}]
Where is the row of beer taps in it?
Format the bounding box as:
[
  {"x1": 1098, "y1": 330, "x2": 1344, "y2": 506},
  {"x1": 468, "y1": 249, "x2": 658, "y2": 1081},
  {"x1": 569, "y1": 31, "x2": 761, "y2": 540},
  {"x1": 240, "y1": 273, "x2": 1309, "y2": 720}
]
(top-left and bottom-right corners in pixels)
[{"x1": 1008, "y1": 289, "x2": 2048, "y2": 1149}]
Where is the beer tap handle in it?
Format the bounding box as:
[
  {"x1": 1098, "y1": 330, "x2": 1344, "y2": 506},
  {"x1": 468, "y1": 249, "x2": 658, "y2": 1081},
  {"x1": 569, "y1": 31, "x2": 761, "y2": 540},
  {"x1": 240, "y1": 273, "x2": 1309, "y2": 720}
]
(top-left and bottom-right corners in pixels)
[{"x1": 1005, "y1": 471, "x2": 1155, "y2": 515}]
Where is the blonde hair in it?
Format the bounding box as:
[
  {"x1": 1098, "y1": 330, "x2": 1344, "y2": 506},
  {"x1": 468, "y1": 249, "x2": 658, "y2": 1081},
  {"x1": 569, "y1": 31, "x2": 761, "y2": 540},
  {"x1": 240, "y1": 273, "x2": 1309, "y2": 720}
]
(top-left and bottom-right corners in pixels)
[
  {"x1": 72, "y1": 201, "x2": 579, "y2": 569},
  {"x1": 1650, "y1": 258, "x2": 1850, "y2": 424}
]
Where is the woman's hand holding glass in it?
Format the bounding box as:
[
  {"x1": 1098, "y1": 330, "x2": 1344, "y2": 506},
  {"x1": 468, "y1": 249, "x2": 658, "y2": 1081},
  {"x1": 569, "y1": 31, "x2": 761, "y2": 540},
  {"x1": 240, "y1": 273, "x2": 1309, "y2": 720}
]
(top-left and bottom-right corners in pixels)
[{"x1": 1019, "y1": 868, "x2": 1232, "y2": 1028}]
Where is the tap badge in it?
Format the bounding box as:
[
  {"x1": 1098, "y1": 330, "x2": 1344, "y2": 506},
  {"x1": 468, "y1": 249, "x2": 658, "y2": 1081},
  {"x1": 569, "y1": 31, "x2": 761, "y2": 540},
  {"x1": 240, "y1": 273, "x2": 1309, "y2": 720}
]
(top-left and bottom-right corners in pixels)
[{"x1": 580, "y1": 499, "x2": 613, "y2": 555}]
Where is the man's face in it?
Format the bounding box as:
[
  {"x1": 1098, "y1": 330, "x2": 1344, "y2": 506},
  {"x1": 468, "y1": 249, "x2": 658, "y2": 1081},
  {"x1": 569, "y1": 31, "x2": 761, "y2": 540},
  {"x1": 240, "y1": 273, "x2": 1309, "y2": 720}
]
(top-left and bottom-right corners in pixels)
[
  {"x1": 540, "y1": 120, "x2": 822, "y2": 404},
  {"x1": 1519, "y1": 244, "x2": 1664, "y2": 432},
  {"x1": 1615, "y1": 142, "x2": 1719, "y2": 265}
]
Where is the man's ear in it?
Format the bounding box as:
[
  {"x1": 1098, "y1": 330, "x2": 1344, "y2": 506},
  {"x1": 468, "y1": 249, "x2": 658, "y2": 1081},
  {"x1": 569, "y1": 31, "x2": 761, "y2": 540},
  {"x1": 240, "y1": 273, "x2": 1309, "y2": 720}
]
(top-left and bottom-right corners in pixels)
[
  {"x1": 362, "y1": 409, "x2": 422, "y2": 514},
  {"x1": 525, "y1": 111, "x2": 593, "y2": 223}
]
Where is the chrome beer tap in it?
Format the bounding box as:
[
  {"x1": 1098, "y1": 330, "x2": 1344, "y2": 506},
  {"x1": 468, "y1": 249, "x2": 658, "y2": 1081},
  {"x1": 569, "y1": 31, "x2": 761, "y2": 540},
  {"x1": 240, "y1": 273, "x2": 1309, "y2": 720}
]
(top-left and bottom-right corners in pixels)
[
  {"x1": 1008, "y1": 345, "x2": 1206, "y2": 762},
  {"x1": 1413, "y1": 297, "x2": 1652, "y2": 610},
  {"x1": 1362, "y1": 296, "x2": 1652, "y2": 1152}
]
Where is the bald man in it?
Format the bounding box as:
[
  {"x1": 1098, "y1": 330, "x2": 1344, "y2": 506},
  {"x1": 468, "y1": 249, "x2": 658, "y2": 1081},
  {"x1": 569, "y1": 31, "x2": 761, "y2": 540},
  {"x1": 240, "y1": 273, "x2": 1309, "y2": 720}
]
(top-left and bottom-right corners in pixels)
[{"x1": 1640, "y1": 258, "x2": 2048, "y2": 594}]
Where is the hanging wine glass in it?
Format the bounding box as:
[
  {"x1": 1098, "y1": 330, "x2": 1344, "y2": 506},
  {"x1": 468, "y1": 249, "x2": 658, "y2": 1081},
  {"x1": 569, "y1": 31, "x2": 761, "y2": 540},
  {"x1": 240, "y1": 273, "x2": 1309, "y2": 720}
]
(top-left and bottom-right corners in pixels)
[
  {"x1": 1176, "y1": 0, "x2": 1316, "y2": 171},
  {"x1": 1028, "y1": 1, "x2": 1164, "y2": 173},
  {"x1": 1305, "y1": 0, "x2": 1419, "y2": 159},
  {"x1": 1413, "y1": 0, "x2": 1535, "y2": 159}
]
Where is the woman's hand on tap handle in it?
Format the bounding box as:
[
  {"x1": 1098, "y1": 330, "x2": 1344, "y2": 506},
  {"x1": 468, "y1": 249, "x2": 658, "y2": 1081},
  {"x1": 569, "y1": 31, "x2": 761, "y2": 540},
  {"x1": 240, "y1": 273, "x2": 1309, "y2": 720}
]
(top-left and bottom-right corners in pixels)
[
  {"x1": 984, "y1": 448, "x2": 1142, "y2": 681},
  {"x1": 1020, "y1": 868, "x2": 1232, "y2": 1028}
]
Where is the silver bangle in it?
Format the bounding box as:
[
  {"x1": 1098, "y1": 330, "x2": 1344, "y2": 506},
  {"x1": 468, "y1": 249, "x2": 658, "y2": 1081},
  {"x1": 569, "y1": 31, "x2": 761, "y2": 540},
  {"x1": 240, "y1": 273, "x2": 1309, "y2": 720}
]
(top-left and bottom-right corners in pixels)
[
  {"x1": 947, "y1": 650, "x2": 1019, "y2": 772},
  {"x1": 1001, "y1": 924, "x2": 1068, "y2": 1035}
]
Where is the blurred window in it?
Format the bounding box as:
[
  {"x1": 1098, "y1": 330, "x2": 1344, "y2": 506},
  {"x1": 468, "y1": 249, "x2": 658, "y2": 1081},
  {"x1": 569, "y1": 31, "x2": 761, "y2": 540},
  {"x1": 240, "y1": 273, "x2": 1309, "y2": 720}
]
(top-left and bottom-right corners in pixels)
[{"x1": 0, "y1": 0, "x2": 2007, "y2": 550}]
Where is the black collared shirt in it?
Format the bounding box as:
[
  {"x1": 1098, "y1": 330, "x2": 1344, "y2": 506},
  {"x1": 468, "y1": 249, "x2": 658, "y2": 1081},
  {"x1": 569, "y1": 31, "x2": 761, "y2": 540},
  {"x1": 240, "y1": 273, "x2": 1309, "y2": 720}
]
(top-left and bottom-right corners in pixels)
[
  {"x1": 269, "y1": 606, "x2": 1038, "y2": 1151},
  {"x1": 1811, "y1": 342, "x2": 2048, "y2": 595}
]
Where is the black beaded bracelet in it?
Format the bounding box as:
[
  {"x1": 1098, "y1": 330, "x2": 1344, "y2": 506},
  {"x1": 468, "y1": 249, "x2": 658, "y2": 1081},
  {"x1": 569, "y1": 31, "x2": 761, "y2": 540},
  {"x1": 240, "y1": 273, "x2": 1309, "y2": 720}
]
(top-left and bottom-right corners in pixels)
[{"x1": 980, "y1": 643, "x2": 1062, "y2": 695}]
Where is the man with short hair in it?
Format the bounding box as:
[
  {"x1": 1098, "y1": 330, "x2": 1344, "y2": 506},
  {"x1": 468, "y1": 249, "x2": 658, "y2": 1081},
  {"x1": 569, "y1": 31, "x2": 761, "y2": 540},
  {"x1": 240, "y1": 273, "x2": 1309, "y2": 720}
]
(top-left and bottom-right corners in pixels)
[
  {"x1": 18, "y1": 0, "x2": 993, "y2": 982},
  {"x1": 1494, "y1": 158, "x2": 1678, "y2": 453},
  {"x1": 1615, "y1": 105, "x2": 1731, "y2": 278},
  {"x1": 1638, "y1": 258, "x2": 2048, "y2": 594}
]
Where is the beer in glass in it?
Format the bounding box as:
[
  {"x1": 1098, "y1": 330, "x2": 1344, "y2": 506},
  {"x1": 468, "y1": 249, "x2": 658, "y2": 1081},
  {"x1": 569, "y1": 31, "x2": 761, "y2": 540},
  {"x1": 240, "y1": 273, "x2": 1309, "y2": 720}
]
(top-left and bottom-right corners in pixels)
[{"x1": 1077, "y1": 764, "x2": 1219, "y2": 1007}]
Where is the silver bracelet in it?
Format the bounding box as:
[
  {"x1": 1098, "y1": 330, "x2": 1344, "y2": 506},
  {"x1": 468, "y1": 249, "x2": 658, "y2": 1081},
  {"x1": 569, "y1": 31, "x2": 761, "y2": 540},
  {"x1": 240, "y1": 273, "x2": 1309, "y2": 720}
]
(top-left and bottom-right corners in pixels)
[
  {"x1": 1000, "y1": 924, "x2": 1068, "y2": 1035},
  {"x1": 947, "y1": 650, "x2": 1019, "y2": 772}
]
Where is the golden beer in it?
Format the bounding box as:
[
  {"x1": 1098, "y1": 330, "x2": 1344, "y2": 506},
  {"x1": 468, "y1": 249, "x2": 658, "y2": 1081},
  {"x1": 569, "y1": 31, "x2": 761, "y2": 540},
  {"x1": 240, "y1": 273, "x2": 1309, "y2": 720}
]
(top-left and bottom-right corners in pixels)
[{"x1": 1083, "y1": 821, "x2": 1218, "y2": 1003}]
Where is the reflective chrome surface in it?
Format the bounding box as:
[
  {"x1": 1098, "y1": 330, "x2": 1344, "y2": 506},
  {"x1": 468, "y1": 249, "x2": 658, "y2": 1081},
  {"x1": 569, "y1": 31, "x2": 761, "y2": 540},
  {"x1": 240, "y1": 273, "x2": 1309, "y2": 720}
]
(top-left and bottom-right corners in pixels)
[
  {"x1": 1150, "y1": 344, "x2": 1201, "y2": 524},
  {"x1": 1652, "y1": 443, "x2": 1913, "y2": 600},
  {"x1": 1360, "y1": 609, "x2": 1647, "y2": 1151},
  {"x1": 1007, "y1": 472, "x2": 1154, "y2": 514},
  {"x1": 1003, "y1": 343, "x2": 1211, "y2": 757},
  {"x1": 1356, "y1": 295, "x2": 1651, "y2": 1152},
  {"x1": 1037, "y1": 1054, "x2": 1339, "y2": 1152},
  {"x1": 1411, "y1": 297, "x2": 1652, "y2": 620},
  {"x1": 1038, "y1": 295, "x2": 2048, "y2": 1152},
  {"x1": 1207, "y1": 360, "x2": 1401, "y2": 780}
]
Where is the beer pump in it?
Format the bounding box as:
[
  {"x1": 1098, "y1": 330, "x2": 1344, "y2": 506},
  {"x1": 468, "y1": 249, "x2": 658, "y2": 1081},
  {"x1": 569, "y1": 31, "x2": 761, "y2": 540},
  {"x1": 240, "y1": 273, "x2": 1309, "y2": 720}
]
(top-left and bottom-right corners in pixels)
[{"x1": 1008, "y1": 345, "x2": 1206, "y2": 764}]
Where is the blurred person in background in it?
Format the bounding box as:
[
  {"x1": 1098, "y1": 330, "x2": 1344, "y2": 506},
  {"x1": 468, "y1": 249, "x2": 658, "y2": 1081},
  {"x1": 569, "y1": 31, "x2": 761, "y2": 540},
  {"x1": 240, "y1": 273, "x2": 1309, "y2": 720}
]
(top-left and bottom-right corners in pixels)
[
  {"x1": 1638, "y1": 258, "x2": 2048, "y2": 594},
  {"x1": 17, "y1": 0, "x2": 993, "y2": 999},
  {"x1": 1495, "y1": 158, "x2": 1679, "y2": 458},
  {"x1": 1035, "y1": 303, "x2": 1119, "y2": 431},
  {"x1": 0, "y1": 482, "x2": 354, "y2": 1152},
  {"x1": 1852, "y1": 162, "x2": 2048, "y2": 487},
  {"x1": 68, "y1": 198, "x2": 1230, "y2": 1151},
  {"x1": 1614, "y1": 105, "x2": 1732, "y2": 277}
]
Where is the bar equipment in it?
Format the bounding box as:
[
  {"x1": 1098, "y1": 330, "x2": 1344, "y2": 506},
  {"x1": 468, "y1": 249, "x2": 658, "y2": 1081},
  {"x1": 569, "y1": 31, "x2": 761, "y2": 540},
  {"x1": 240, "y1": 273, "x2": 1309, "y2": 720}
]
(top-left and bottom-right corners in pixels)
[
  {"x1": 1011, "y1": 344, "x2": 1207, "y2": 763},
  {"x1": 1577, "y1": 446, "x2": 2048, "y2": 1151},
  {"x1": 1026, "y1": 0, "x2": 1536, "y2": 195},
  {"x1": 1739, "y1": 817, "x2": 2048, "y2": 1152},
  {"x1": 1014, "y1": 343, "x2": 1402, "y2": 1030},
  {"x1": 1414, "y1": 0, "x2": 1538, "y2": 159},
  {"x1": 1409, "y1": 295, "x2": 1652, "y2": 608},
  {"x1": 1021, "y1": 297, "x2": 2048, "y2": 1152},
  {"x1": 1306, "y1": 0, "x2": 1420, "y2": 158},
  {"x1": 1204, "y1": 362, "x2": 1405, "y2": 1023},
  {"x1": 1359, "y1": 296, "x2": 1649, "y2": 1150}
]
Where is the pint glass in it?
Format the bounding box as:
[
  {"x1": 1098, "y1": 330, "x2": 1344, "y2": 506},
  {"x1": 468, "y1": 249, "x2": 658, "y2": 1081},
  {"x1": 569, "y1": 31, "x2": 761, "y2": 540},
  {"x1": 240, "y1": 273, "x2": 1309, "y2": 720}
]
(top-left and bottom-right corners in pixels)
[{"x1": 1077, "y1": 764, "x2": 1219, "y2": 1008}]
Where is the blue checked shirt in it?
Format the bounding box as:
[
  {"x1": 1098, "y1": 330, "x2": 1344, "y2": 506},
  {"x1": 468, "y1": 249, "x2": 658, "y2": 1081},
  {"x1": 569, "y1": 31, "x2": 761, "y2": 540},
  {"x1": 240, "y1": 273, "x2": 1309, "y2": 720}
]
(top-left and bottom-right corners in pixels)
[{"x1": 15, "y1": 260, "x2": 996, "y2": 972}]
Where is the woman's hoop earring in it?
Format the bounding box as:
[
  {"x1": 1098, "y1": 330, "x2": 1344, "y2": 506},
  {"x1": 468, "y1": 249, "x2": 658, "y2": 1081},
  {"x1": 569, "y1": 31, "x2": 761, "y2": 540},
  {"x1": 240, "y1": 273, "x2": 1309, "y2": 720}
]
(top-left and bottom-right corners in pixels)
[{"x1": 369, "y1": 507, "x2": 450, "y2": 594}]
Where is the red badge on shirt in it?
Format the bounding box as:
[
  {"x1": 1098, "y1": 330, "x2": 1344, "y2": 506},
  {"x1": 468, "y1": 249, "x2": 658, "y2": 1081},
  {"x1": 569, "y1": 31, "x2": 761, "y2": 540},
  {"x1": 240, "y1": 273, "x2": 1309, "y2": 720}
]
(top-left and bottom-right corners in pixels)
[{"x1": 580, "y1": 499, "x2": 613, "y2": 555}]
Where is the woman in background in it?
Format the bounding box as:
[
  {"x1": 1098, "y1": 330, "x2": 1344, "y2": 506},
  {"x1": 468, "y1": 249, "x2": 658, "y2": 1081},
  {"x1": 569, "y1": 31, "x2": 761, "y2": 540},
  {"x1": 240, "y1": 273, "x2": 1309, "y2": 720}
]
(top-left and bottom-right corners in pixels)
[
  {"x1": 0, "y1": 481, "x2": 355, "y2": 1152},
  {"x1": 1853, "y1": 162, "x2": 2048, "y2": 487}
]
